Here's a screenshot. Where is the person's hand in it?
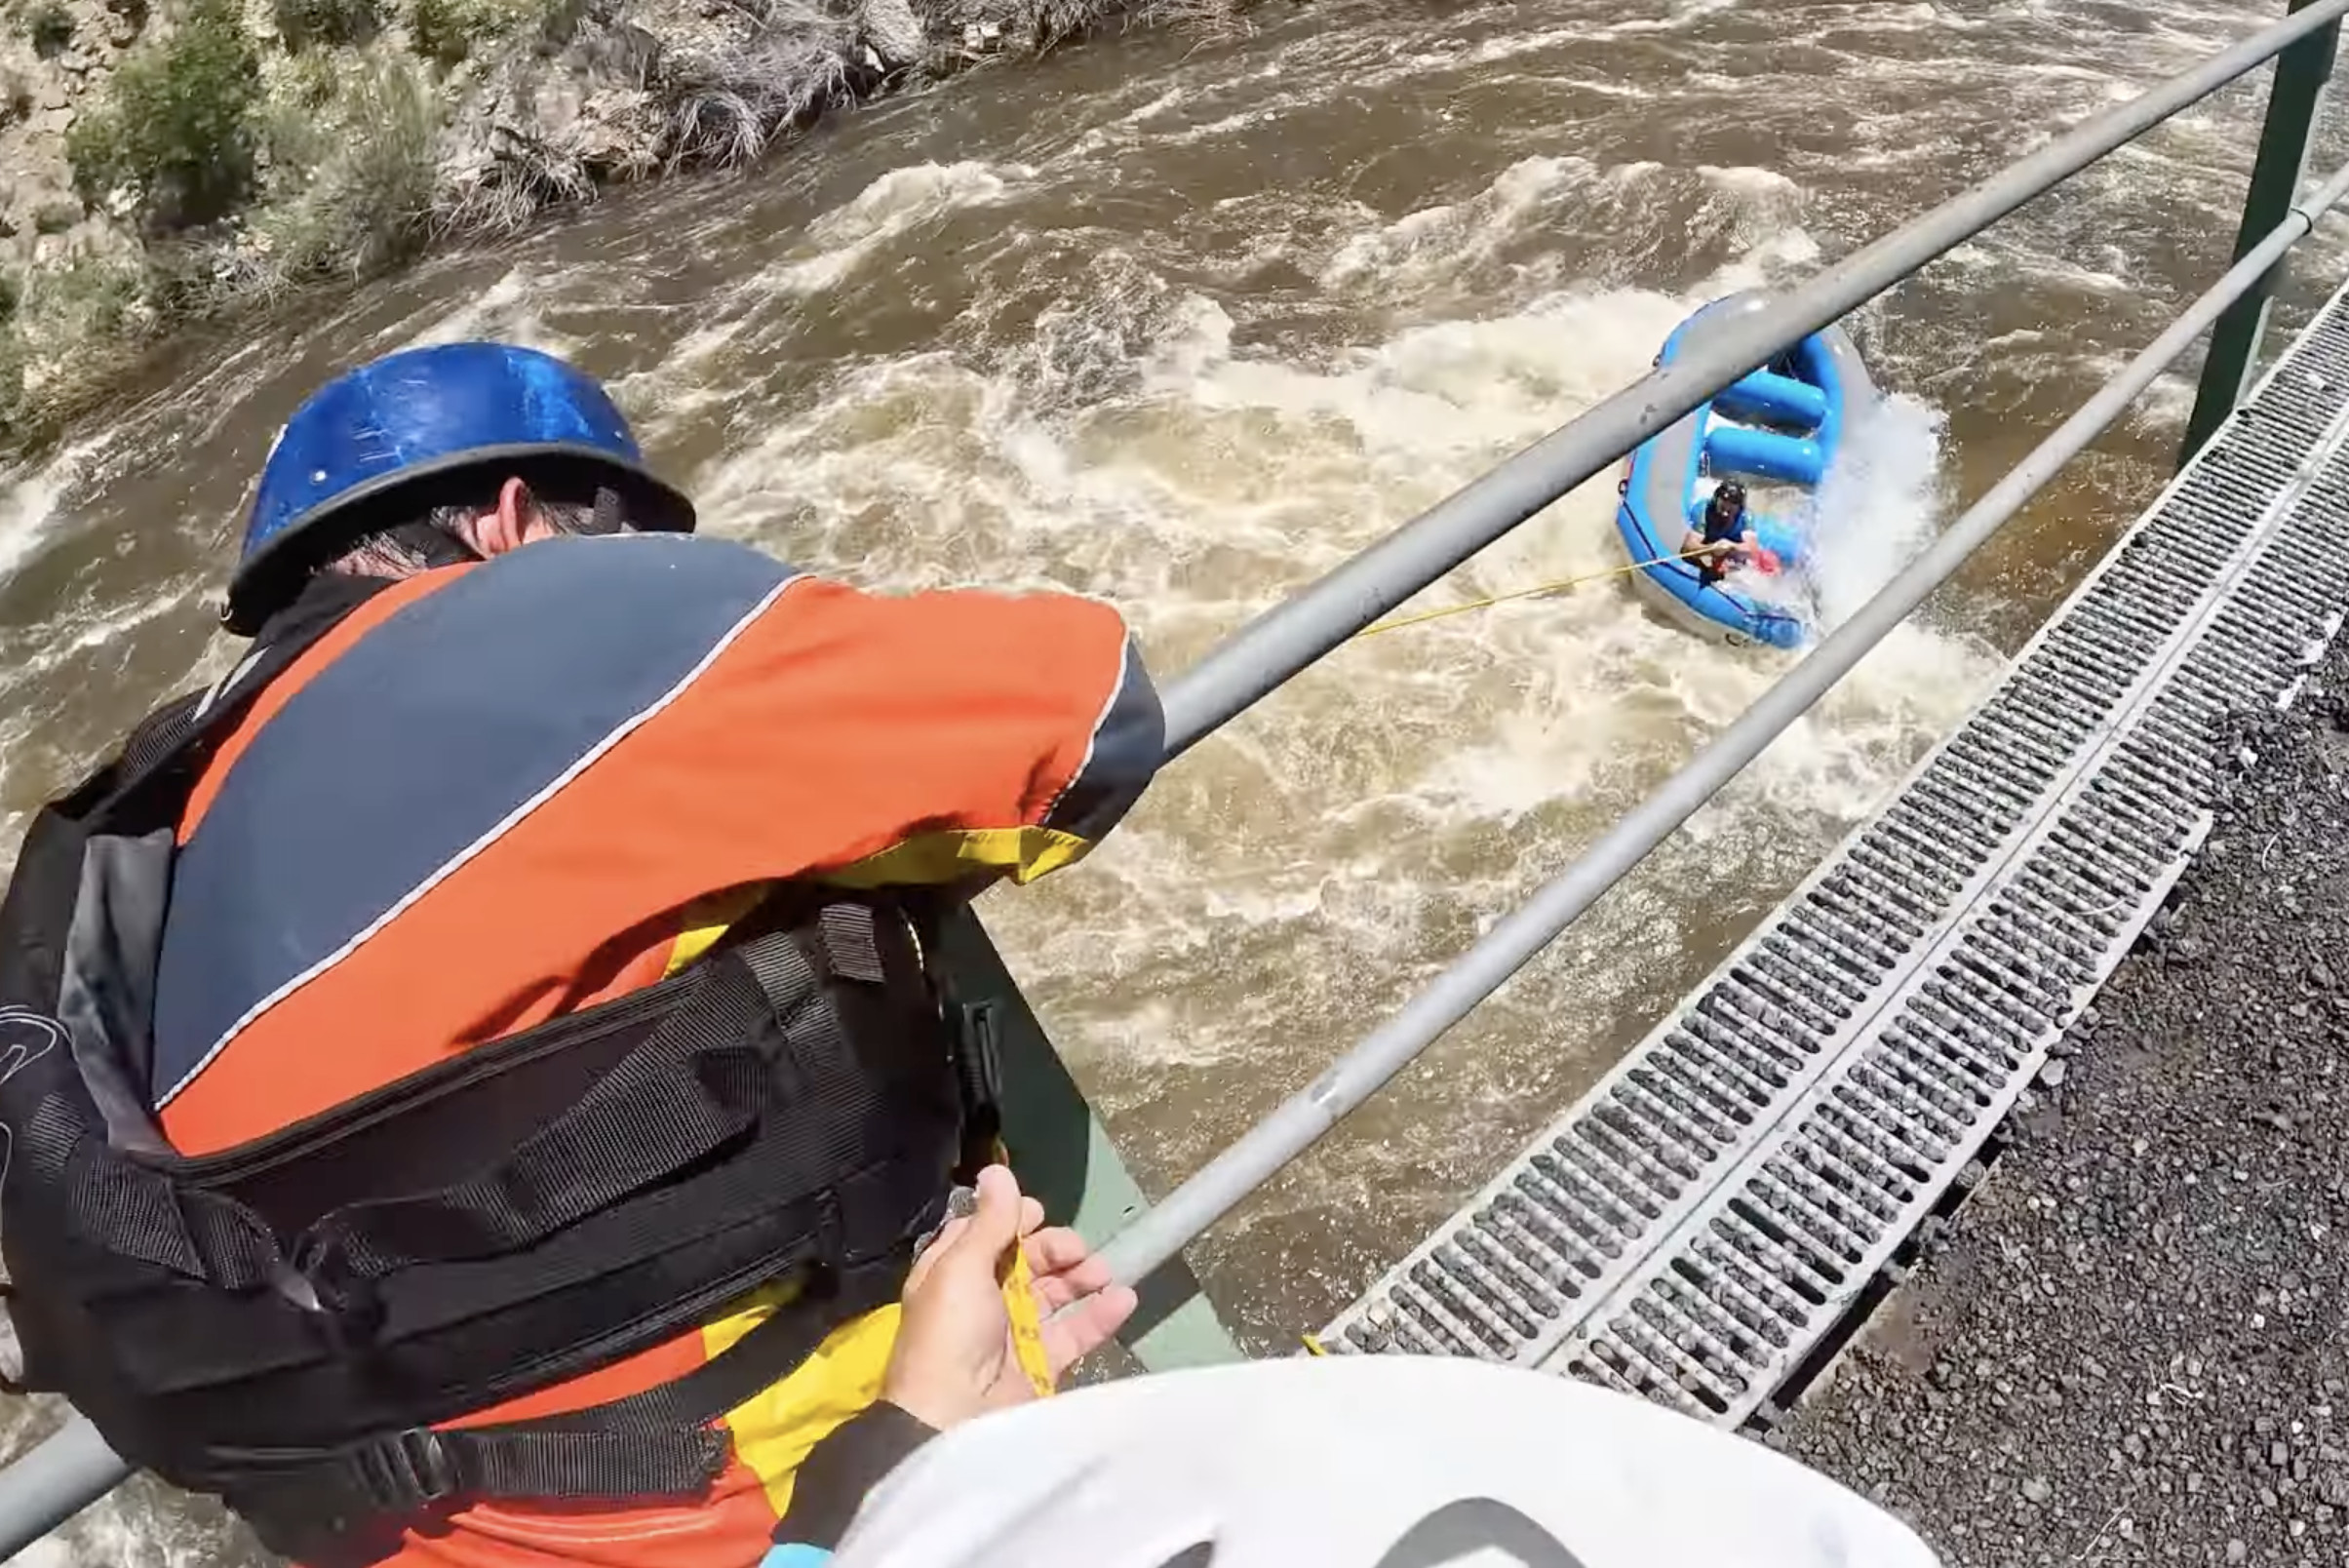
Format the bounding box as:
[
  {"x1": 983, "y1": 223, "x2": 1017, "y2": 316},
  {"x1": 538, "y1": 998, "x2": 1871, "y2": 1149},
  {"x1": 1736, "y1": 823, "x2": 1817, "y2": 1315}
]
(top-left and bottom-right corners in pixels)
[{"x1": 880, "y1": 1164, "x2": 1137, "y2": 1431}]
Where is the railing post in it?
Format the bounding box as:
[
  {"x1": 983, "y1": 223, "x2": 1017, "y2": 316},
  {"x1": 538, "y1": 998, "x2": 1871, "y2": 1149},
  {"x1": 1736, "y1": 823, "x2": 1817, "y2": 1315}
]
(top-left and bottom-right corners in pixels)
[
  {"x1": 2180, "y1": 0, "x2": 2340, "y2": 463},
  {"x1": 0, "y1": 1416, "x2": 127, "y2": 1559}
]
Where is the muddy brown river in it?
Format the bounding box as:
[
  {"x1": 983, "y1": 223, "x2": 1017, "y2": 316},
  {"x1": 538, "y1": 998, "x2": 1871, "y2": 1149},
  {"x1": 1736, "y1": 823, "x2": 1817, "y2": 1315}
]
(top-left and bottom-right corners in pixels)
[{"x1": 3, "y1": 0, "x2": 2346, "y2": 1558}]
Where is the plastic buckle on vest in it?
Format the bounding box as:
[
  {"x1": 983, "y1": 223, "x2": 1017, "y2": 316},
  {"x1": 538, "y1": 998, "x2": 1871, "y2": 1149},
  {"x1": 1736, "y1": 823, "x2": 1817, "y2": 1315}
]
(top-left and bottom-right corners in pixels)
[
  {"x1": 954, "y1": 999, "x2": 1003, "y2": 1113},
  {"x1": 353, "y1": 1428, "x2": 457, "y2": 1511},
  {"x1": 952, "y1": 998, "x2": 1004, "y2": 1165},
  {"x1": 286, "y1": 1234, "x2": 387, "y2": 1348}
]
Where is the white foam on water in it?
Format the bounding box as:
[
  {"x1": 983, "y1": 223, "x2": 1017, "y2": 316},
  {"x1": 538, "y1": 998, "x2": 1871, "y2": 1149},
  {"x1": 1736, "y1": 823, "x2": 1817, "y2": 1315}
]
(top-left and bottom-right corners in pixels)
[
  {"x1": 0, "y1": 584, "x2": 208, "y2": 751},
  {"x1": 30, "y1": 1487, "x2": 238, "y2": 1568},
  {"x1": 0, "y1": 466, "x2": 66, "y2": 585},
  {"x1": 1805, "y1": 390, "x2": 1953, "y2": 632},
  {"x1": 1596, "y1": 0, "x2": 1744, "y2": 36},
  {"x1": 1319, "y1": 155, "x2": 1661, "y2": 293},
  {"x1": 65, "y1": 581, "x2": 201, "y2": 655},
  {"x1": 396, "y1": 265, "x2": 579, "y2": 356},
  {"x1": 1695, "y1": 164, "x2": 1802, "y2": 199},
  {"x1": 1114, "y1": 85, "x2": 1187, "y2": 126},
  {"x1": 1445, "y1": 23, "x2": 1656, "y2": 73},
  {"x1": 2130, "y1": 369, "x2": 2197, "y2": 436},
  {"x1": 757, "y1": 161, "x2": 1030, "y2": 295},
  {"x1": 1834, "y1": 2, "x2": 1949, "y2": 33},
  {"x1": 1153, "y1": 102, "x2": 1286, "y2": 145},
  {"x1": 0, "y1": 437, "x2": 104, "y2": 584},
  {"x1": 687, "y1": 192, "x2": 2000, "y2": 1106}
]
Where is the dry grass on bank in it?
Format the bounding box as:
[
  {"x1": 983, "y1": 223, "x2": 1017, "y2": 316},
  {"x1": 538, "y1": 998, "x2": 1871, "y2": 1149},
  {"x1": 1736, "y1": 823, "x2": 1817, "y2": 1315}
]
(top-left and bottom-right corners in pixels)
[{"x1": 664, "y1": 0, "x2": 861, "y2": 172}]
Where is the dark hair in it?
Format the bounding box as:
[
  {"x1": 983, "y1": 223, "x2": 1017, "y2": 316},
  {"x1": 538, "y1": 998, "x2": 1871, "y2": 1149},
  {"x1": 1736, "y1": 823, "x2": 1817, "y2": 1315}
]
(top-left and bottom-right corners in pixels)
[{"x1": 324, "y1": 481, "x2": 630, "y2": 579}]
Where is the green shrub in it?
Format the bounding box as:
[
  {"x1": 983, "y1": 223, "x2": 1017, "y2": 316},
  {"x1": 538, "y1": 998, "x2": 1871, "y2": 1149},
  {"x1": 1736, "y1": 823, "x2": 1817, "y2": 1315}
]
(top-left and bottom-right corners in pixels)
[
  {"x1": 30, "y1": 199, "x2": 81, "y2": 235},
  {"x1": 0, "y1": 68, "x2": 31, "y2": 128},
  {"x1": 245, "y1": 54, "x2": 441, "y2": 288},
  {"x1": 280, "y1": 44, "x2": 337, "y2": 106},
  {"x1": 410, "y1": 0, "x2": 466, "y2": 61},
  {"x1": 0, "y1": 274, "x2": 20, "y2": 325},
  {"x1": 272, "y1": 0, "x2": 381, "y2": 49},
  {"x1": 29, "y1": 255, "x2": 139, "y2": 340},
  {"x1": 0, "y1": 334, "x2": 26, "y2": 443},
  {"x1": 0, "y1": 256, "x2": 144, "y2": 449},
  {"x1": 21, "y1": 0, "x2": 74, "y2": 57},
  {"x1": 66, "y1": 0, "x2": 262, "y2": 230},
  {"x1": 409, "y1": 0, "x2": 550, "y2": 65}
]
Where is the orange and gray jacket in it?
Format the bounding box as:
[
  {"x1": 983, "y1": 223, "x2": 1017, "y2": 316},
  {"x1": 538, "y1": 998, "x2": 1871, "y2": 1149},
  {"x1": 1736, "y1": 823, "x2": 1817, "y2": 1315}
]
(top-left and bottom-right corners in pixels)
[{"x1": 0, "y1": 532, "x2": 1160, "y2": 1568}]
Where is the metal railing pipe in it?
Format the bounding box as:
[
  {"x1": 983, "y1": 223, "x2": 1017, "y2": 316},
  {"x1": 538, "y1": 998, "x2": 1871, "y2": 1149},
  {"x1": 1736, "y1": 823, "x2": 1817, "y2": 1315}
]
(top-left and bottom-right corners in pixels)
[
  {"x1": 1157, "y1": 0, "x2": 2349, "y2": 761},
  {"x1": 1099, "y1": 157, "x2": 2349, "y2": 1290},
  {"x1": 0, "y1": 1416, "x2": 127, "y2": 1557}
]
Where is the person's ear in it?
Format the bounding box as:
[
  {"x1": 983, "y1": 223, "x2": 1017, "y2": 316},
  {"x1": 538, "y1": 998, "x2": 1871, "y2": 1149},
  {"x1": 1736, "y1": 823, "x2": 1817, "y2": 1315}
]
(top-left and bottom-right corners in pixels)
[
  {"x1": 469, "y1": 476, "x2": 548, "y2": 556},
  {"x1": 495, "y1": 476, "x2": 533, "y2": 542}
]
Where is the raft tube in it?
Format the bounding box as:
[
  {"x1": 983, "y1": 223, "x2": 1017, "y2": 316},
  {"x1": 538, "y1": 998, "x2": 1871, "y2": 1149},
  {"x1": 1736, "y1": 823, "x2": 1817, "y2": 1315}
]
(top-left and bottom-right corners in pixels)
[{"x1": 1616, "y1": 291, "x2": 1879, "y2": 649}]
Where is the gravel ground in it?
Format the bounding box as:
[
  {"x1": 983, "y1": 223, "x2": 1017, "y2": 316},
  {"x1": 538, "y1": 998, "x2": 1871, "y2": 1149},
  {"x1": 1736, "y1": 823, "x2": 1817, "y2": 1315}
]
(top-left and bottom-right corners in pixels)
[{"x1": 1777, "y1": 656, "x2": 2349, "y2": 1568}]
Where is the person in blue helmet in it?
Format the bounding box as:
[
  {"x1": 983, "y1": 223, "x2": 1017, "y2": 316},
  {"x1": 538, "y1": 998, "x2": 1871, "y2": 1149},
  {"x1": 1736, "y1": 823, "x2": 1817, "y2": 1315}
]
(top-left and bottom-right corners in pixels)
[
  {"x1": 1682, "y1": 479, "x2": 1754, "y2": 588},
  {"x1": 0, "y1": 341, "x2": 1152, "y2": 1568}
]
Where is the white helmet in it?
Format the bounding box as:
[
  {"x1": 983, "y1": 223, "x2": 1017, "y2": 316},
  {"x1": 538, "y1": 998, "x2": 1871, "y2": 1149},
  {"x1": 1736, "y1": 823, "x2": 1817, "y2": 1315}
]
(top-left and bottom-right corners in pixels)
[{"x1": 829, "y1": 1354, "x2": 1940, "y2": 1568}]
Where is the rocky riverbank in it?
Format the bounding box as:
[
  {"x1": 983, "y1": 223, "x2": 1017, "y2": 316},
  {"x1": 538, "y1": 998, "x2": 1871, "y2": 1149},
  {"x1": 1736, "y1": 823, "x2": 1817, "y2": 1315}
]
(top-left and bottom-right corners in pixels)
[
  {"x1": 0, "y1": 0, "x2": 1240, "y2": 450},
  {"x1": 1777, "y1": 649, "x2": 2349, "y2": 1566}
]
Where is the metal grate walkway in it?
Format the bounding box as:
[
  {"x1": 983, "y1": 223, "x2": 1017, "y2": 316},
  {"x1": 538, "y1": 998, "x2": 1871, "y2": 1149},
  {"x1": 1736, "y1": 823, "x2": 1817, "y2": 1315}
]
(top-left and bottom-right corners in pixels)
[{"x1": 1318, "y1": 276, "x2": 2349, "y2": 1428}]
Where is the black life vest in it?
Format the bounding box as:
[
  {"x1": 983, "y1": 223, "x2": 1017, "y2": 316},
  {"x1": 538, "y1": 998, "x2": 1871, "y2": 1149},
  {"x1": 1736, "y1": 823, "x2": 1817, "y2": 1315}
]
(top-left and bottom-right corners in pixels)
[{"x1": 0, "y1": 579, "x2": 998, "y2": 1563}]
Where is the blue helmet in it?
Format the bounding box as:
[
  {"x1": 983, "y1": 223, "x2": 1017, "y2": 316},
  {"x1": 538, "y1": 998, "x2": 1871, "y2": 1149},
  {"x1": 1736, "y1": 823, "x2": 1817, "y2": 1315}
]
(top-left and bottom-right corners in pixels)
[{"x1": 226, "y1": 341, "x2": 695, "y2": 634}]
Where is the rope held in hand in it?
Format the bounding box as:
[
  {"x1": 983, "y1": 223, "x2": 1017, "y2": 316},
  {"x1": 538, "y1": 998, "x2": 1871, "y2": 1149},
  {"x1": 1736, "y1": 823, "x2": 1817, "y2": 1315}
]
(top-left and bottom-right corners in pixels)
[{"x1": 1351, "y1": 546, "x2": 1728, "y2": 640}]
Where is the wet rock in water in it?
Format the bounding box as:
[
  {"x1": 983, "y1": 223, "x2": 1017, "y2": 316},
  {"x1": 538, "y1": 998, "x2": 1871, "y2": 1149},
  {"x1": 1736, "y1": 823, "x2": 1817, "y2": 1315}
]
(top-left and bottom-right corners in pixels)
[
  {"x1": 859, "y1": 0, "x2": 924, "y2": 67},
  {"x1": 568, "y1": 88, "x2": 666, "y2": 178}
]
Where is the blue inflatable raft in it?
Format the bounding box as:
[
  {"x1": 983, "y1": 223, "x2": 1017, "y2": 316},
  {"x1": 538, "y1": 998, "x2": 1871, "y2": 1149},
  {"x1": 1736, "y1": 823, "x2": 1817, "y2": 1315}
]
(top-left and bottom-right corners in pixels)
[{"x1": 1616, "y1": 291, "x2": 1879, "y2": 649}]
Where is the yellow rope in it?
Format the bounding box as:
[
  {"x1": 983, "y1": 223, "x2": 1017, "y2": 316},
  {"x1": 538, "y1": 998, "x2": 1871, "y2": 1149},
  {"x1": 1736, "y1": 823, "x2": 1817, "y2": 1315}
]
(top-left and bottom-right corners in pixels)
[{"x1": 1351, "y1": 546, "x2": 1723, "y2": 640}]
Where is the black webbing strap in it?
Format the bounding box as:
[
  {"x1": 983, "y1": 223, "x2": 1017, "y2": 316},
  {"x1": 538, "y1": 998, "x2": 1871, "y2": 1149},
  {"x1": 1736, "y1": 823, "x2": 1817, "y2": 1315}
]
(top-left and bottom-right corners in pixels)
[
  {"x1": 24, "y1": 920, "x2": 839, "y2": 1294},
  {"x1": 225, "y1": 1417, "x2": 723, "y2": 1523},
  {"x1": 811, "y1": 905, "x2": 885, "y2": 985},
  {"x1": 951, "y1": 997, "x2": 1005, "y2": 1162},
  {"x1": 308, "y1": 940, "x2": 812, "y2": 1284},
  {"x1": 113, "y1": 693, "x2": 210, "y2": 787},
  {"x1": 33, "y1": 1097, "x2": 286, "y2": 1288},
  {"x1": 227, "y1": 1248, "x2": 909, "y2": 1522}
]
